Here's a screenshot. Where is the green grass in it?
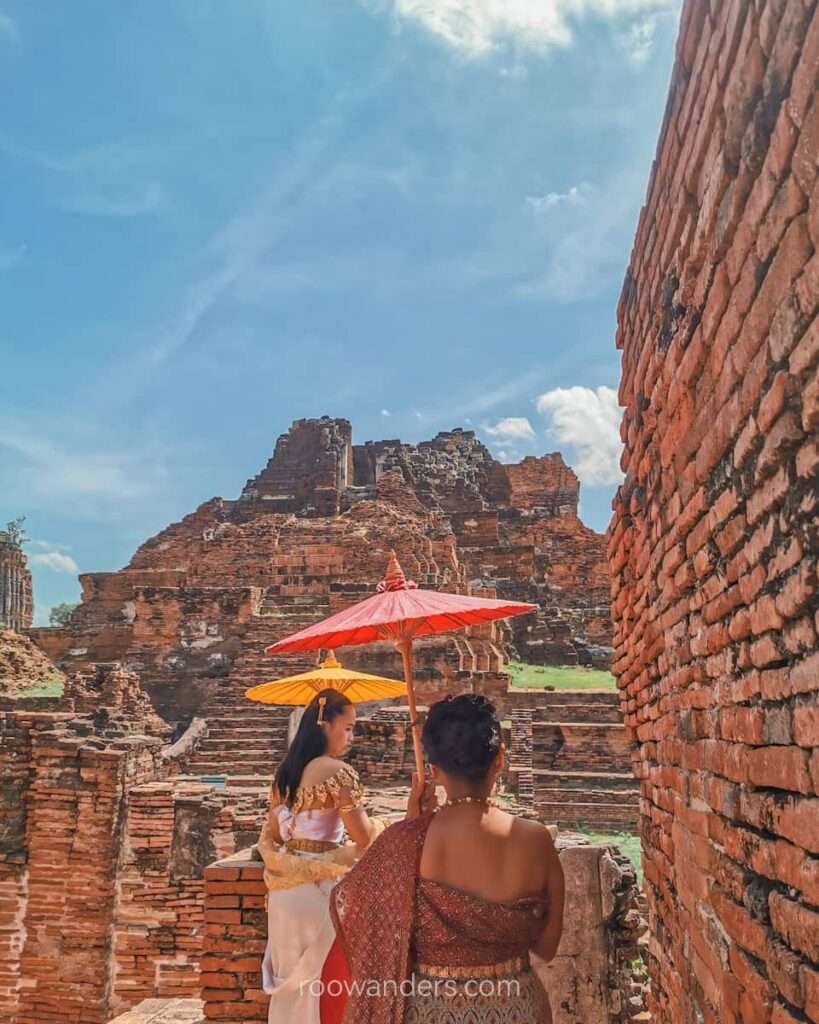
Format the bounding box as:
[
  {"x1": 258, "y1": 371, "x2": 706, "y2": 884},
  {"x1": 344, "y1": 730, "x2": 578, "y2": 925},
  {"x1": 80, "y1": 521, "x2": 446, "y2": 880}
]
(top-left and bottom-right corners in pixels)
[
  {"x1": 507, "y1": 661, "x2": 616, "y2": 690},
  {"x1": 8, "y1": 678, "x2": 65, "y2": 699},
  {"x1": 577, "y1": 828, "x2": 643, "y2": 885}
]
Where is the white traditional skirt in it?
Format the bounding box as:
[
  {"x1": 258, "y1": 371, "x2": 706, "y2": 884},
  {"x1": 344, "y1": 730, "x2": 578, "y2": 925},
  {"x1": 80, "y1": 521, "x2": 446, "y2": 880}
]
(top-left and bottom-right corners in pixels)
[
  {"x1": 262, "y1": 808, "x2": 349, "y2": 1024},
  {"x1": 262, "y1": 875, "x2": 338, "y2": 1024}
]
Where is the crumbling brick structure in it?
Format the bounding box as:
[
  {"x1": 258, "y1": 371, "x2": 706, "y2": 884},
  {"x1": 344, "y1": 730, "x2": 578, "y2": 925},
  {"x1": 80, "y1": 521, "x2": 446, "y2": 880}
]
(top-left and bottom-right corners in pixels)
[
  {"x1": 28, "y1": 419, "x2": 613, "y2": 776},
  {"x1": 0, "y1": 531, "x2": 33, "y2": 632},
  {"x1": 610, "y1": 2, "x2": 819, "y2": 1021}
]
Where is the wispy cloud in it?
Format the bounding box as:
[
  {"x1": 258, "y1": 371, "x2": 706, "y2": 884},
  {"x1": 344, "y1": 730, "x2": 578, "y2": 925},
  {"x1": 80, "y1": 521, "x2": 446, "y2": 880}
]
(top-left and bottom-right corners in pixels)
[
  {"x1": 517, "y1": 166, "x2": 647, "y2": 301},
  {"x1": 0, "y1": 420, "x2": 193, "y2": 520},
  {"x1": 526, "y1": 184, "x2": 590, "y2": 213},
  {"x1": 381, "y1": 408, "x2": 391, "y2": 416},
  {"x1": 416, "y1": 367, "x2": 545, "y2": 425},
  {"x1": 365, "y1": 0, "x2": 674, "y2": 60},
  {"x1": 0, "y1": 244, "x2": 25, "y2": 271},
  {"x1": 536, "y1": 385, "x2": 623, "y2": 485},
  {"x1": 0, "y1": 136, "x2": 172, "y2": 218},
  {"x1": 0, "y1": 10, "x2": 20, "y2": 47},
  {"x1": 483, "y1": 416, "x2": 536, "y2": 442},
  {"x1": 30, "y1": 551, "x2": 79, "y2": 574},
  {"x1": 137, "y1": 114, "x2": 355, "y2": 370}
]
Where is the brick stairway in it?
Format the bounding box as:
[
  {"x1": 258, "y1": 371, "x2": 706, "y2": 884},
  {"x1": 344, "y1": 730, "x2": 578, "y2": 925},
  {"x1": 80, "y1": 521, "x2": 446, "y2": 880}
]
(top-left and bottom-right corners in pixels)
[
  {"x1": 508, "y1": 690, "x2": 640, "y2": 831},
  {"x1": 186, "y1": 588, "x2": 328, "y2": 778}
]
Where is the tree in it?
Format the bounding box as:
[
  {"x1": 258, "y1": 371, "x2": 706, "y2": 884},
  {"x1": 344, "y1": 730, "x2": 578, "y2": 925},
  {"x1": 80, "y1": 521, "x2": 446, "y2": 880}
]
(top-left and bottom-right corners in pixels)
[
  {"x1": 3, "y1": 516, "x2": 27, "y2": 549},
  {"x1": 49, "y1": 602, "x2": 79, "y2": 627}
]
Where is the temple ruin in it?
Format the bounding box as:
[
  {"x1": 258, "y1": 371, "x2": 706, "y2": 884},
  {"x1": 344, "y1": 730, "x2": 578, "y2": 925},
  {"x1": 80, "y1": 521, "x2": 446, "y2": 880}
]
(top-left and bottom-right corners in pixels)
[{"x1": 0, "y1": 526, "x2": 33, "y2": 633}]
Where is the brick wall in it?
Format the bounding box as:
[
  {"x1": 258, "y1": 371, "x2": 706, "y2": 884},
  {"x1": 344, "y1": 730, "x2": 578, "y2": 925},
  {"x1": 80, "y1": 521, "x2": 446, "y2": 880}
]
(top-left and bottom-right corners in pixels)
[
  {"x1": 0, "y1": 712, "x2": 169, "y2": 1024},
  {"x1": 610, "y1": 2, "x2": 819, "y2": 1022},
  {"x1": 201, "y1": 852, "x2": 268, "y2": 1023},
  {"x1": 111, "y1": 779, "x2": 271, "y2": 1014}
]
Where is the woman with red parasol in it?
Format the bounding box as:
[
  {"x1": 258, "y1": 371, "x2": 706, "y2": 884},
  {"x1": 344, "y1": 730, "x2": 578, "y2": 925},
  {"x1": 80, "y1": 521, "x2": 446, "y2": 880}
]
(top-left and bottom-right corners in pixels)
[{"x1": 266, "y1": 554, "x2": 563, "y2": 1024}]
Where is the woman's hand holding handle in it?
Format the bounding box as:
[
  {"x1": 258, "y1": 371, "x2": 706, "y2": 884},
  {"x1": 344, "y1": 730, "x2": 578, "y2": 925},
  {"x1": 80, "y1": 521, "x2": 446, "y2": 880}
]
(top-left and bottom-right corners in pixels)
[{"x1": 406, "y1": 770, "x2": 438, "y2": 819}]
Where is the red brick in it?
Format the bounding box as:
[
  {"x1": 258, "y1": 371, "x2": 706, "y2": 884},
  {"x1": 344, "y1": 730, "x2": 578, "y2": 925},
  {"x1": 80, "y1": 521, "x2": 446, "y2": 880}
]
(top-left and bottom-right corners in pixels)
[
  {"x1": 748, "y1": 746, "x2": 814, "y2": 794},
  {"x1": 789, "y1": 316, "x2": 819, "y2": 375},
  {"x1": 749, "y1": 594, "x2": 785, "y2": 635},
  {"x1": 789, "y1": 7, "x2": 819, "y2": 126},
  {"x1": 204, "y1": 910, "x2": 242, "y2": 925},
  {"x1": 769, "y1": 892, "x2": 819, "y2": 962},
  {"x1": 712, "y1": 887, "x2": 769, "y2": 960},
  {"x1": 792, "y1": 95, "x2": 819, "y2": 195},
  {"x1": 796, "y1": 437, "x2": 819, "y2": 479},
  {"x1": 793, "y1": 697, "x2": 819, "y2": 748}
]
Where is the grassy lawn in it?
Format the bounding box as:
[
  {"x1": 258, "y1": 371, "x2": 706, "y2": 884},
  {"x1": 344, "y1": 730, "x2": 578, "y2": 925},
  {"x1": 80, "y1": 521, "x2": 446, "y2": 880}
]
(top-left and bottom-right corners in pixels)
[
  {"x1": 508, "y1": 661, "x2": 616, "y2": 690},
  {"x1": 8, "y1": 678, "x2": 65, "y2": 699},
  {"x1": 577, "y1": 829, "x2": 643, "y2": 885}
]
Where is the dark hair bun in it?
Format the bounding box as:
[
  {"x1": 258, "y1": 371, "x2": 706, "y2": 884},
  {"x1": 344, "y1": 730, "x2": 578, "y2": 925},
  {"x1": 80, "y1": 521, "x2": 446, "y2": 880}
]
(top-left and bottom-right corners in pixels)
[{"x1": 421, "y1": 694, "x2": 501, "y2": 782}]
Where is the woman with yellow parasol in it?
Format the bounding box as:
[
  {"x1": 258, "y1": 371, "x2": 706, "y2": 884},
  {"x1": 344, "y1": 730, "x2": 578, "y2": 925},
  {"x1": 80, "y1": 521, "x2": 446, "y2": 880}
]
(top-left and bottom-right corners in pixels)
[{"x1": 248, "y1": 655, "x2": 427, "y2": 1024}]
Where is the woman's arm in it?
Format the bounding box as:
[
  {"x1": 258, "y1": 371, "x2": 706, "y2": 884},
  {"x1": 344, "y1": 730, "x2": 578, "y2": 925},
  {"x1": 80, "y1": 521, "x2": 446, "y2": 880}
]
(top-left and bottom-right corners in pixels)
[
  {"x1": 531, "y1": 830, "x2": 565, "y2": 962},
  {"x1": 338, "y1": 780, "x2": 389, "y2": 852},
  {"x1": 256, "y1": 797, "x2": 284, "y2": 863}
]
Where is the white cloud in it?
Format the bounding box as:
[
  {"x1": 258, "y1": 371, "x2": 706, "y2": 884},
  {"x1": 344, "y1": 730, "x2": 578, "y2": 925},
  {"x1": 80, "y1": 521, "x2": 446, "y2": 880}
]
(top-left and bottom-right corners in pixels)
[
  {"x1": 618, "y1": 14, "x2": 658, "y2": 64},
  {"x1": 381, "y1": 408, "x2": 391, "y2": 416},
  {"x1": 0, "y1": 10, "x2": 20, "y2": 47},
  {"x1": 484, "y1": 416, "x2": 536, "y2": 442},
  {"x1": 371, "y1": 0, "x2": 673, "y2": 59},
  {"x1": 536, "y1": 385, "x2": 623, "y2": 485},
  {"x1": 30, "y1": 551, "x2": 79, "y2": 574},
  {"x1": 0, "y1": 244, "x2": 25, "y2": 271},
  {"x1": 526, "y1": 185, "x2": 590, "y2": 213}
]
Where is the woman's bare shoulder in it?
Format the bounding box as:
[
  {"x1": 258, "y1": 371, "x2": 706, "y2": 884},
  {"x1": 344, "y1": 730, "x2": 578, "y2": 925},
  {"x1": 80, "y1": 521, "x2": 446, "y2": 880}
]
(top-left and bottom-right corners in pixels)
[
  {"x1": 509, "y1": 815, "x2": 558, "y2": 851},
  {"x1": 300, "y1": 756, "x2": 353, "y2": 786}
]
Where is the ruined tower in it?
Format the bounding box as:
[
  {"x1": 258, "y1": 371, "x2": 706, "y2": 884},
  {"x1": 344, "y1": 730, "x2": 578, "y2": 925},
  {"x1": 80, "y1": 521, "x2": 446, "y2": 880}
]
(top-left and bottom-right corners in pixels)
[{"x1": 0, "y1": 529, "x2": 33, "y2": 632}]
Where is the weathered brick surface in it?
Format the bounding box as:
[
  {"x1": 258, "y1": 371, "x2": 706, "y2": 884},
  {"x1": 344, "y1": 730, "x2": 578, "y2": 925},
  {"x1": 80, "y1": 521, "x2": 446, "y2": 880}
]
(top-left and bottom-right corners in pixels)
[
  {"x1": 611, "y1": 3, "x2": 819, "y2": 1022},
  {"x1": 0, "y1": 712, "x2": 169, "y2": 1024},
  {"x1": 111, "y1": 780, "x2": 269, "y2": 1015},
  {"x1": 0, "y1": 702, "x2": 275, "y2": 1024}
]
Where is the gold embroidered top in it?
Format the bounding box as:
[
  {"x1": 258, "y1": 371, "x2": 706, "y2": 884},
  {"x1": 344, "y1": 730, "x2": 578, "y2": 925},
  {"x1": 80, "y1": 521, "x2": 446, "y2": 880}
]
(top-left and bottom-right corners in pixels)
[
  {"x1": 257, "y1": 761, "x2": 388, "y2": 892},
  {"x1": 271, "y1": 762, "x2": 364, "y2": 817}
]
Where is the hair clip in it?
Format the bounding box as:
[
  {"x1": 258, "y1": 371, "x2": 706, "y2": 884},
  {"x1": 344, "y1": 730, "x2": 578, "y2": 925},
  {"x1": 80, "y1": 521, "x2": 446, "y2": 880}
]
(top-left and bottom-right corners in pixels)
[{"x1": 317, "y1": 695, "x2": 328, "y2": 724}]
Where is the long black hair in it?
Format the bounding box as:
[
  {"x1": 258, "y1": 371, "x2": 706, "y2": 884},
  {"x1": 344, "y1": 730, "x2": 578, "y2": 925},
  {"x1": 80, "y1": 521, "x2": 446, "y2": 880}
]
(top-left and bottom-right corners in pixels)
[
  {"x1": 422, "y1": 693, "x2": 501, "y2": 782},
  {"x1": 274, "y1": 688, "x2": 353, "y2": 805}
]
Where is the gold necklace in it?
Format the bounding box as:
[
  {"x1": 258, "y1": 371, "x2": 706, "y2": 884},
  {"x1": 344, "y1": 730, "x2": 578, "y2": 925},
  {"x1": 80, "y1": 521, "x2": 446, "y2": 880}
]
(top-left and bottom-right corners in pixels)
[{"x1": 438, "y1": 794, "x2": 496, "y2": 810}]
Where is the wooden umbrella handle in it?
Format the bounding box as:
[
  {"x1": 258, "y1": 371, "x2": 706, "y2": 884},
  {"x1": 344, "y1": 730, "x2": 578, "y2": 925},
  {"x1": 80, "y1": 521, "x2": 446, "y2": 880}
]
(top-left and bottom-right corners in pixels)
[{"x1": 398, "y1": 638, "x2": 425, "y2": 779}]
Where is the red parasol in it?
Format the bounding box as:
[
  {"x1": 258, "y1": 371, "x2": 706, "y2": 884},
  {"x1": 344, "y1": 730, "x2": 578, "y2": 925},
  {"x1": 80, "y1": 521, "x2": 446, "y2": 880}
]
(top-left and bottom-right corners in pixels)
[{"x1": 265, "y1": 551, "x2": 536, "y2": 777}]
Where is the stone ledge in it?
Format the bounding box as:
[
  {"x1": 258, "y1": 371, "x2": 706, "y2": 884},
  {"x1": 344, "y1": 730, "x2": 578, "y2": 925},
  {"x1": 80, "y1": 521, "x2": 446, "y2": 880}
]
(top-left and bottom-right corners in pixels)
[{"x1": 106, "y1": 998, "x2": 203, "y2": 1024}]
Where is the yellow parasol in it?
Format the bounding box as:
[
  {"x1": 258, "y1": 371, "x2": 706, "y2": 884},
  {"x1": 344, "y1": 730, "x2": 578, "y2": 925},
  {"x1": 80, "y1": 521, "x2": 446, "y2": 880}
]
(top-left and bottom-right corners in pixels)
[{"x1": 244, "y1": 651, "x2": 408, "y2": 705}]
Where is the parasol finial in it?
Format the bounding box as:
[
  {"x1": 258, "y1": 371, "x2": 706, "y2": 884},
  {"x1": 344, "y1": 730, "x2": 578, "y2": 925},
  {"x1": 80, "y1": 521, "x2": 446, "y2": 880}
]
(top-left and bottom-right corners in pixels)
[
  {"x1": 385, "y1": 550, "x2": 404, "y2": 583},
  {"x1": 377, "y1": 551, "x2": 418, "y2": 593},
  {"x1": 320, "y1": 650, "x2": 341, "y2": 669}
]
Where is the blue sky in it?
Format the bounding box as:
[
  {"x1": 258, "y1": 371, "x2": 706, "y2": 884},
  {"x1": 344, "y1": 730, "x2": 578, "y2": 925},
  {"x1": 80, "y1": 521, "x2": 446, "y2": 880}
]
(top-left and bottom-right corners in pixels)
[{"x1": 0, "y1": 1, "x2": 680, "y2": 624}]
